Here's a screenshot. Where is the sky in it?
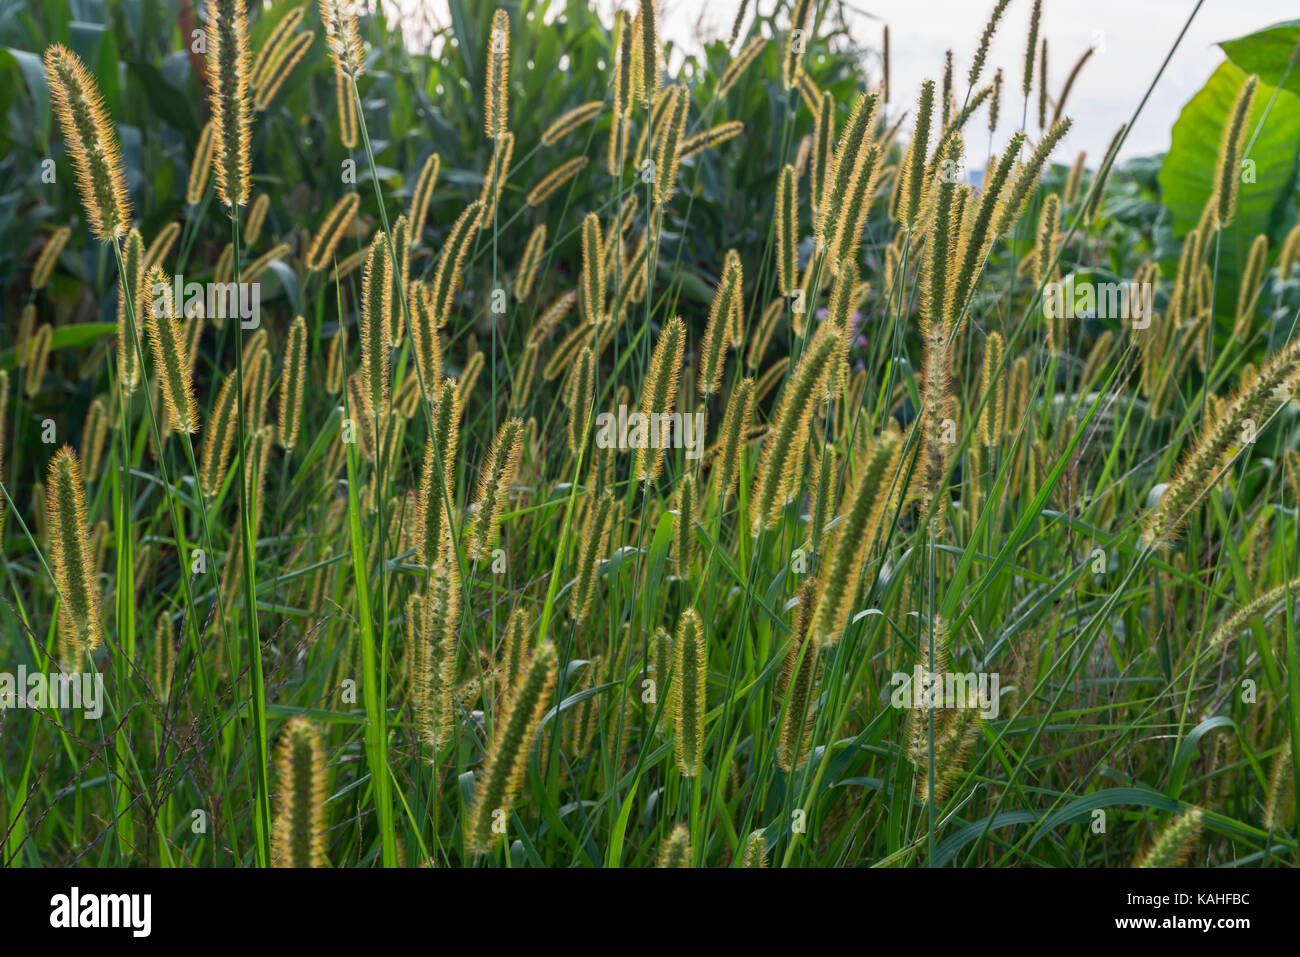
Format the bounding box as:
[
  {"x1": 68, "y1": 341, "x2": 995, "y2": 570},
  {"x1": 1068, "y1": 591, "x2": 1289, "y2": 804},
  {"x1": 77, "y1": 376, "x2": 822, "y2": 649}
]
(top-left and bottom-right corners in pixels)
[{"x1": 384, "y1": 0, "x2": 1297, "y2": 161}]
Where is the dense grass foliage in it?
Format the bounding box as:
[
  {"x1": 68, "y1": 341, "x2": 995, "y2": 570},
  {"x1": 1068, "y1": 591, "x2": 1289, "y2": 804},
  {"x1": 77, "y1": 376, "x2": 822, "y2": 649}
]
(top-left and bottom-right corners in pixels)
[{"x1": 2, "y1": 0, "x2": 1300, "y2": 868}]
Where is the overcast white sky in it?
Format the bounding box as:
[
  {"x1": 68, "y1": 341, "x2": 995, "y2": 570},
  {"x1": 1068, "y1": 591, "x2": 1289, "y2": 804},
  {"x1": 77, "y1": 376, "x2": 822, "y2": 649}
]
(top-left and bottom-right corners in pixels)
[{"x1": 387, "y1": 0, "x2": 1296, "y2": 161}]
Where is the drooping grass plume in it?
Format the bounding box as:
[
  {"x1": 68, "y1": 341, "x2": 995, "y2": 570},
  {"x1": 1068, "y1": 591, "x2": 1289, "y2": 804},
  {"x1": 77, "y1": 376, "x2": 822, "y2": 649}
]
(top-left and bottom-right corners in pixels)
[
  {"x1": 634, "y1": 315, "x2": 686, "y2": 485},
  {"x1": 43, "y1": 44, "x2": 132, "y2": 241},
  {"x1": 465, "y1": 640, "x2": 557, "y2": 856},
  {"x1": 272, "y1": 717, "x2": 328, "y2": 868},
  {"x1": 672, "y1": 607, "x2": 706, "y2": 777},
  {"x1": 751, "y1": 325, "x2": 840, "y2": 532},
  {"x1": 1263, "y1": 742, "x2": 1294, "y2": 831},
  {"x1": 571, "y1": 488, "x2": 614, "y2": 627},
  {"x1": 278, "y1": 316, "x2": 308, "y2": 451},
  {"x1": 319, "y1": 0, "x2": 364, "y2": 78},
  {"x1": 31, "y1": 226, "x2": 71, "y2": 290},
  {"x1": 305, "y1": 192, "x2": 360, "y2": 272},
  {"x1": 484, "y1": 9, "x2": 511, "y2": 139},
  {"x1": 430, "y1": 201, "x2": 484, "y2": 326},
  {"x1": 360, "y1": 233, "x2": 392, "y2": 420},
  {"x1": 1206, "y1": 574, "x2": 1300, "y2": 650},
  {"x1": 469, "y1": 417, "x2": 524, "y2": 561},
  {"x1": 144, "y1": 267, "x2": 199, "y2": 434},
  {"x1": 206, "y1": 0, "x2": 252, "y2": 208},
  {"x1": 1142, "y1": 336, "x2": 1300, "y2": 547},
  {"x1": 1134, "y1": 808, "x2": 1203, "y2": 868},
  {"x1": 717, "y1": 35, "x2": 766, "y2": 99},
  {"x1": 45, "y1": 446, "x2": 103, "y2": 667},
  {"x1": 1214, "y1": 73, "x2": 1258, "y2": 230},
  {"x1": 775, "y1": 163, "x2": 798, "y2": 296},
  {"x1": 656, "y1": 824, "x2": 691, "y2": 867},
  {"x1": 186, "y1": 120, "x2": 215, "y2": 205},
  {"x1": 653, "y1": 85, "x2": 689, "y2": 207}
]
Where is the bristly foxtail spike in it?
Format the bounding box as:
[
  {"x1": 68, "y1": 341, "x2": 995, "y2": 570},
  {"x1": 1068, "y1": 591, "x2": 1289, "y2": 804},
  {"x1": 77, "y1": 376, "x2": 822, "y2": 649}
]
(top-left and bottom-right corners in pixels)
[
  {"x1": 45, "y1": 446, "x2": 103, "y2": 669},
  {"x1": 145, "y1": 266, "x2": 199, "y2": 435},
  {"x1": 319, "y1": 0, "x2": 365, "y2": 78},
  {"x1": 43, "y1": 44, "x2": 132, "y2": 242},
  {"x1": 466, "y1": 640, "x2": 557, "y2": 856},
  {"x1": 634, "y1": 316, "x2": 686, "y2": 485},
  {"x1": 1214, "y1": 73, "x2": 1258, "y2": 231},
  {"x1": 750, "y1": 324, "x2": 840, "y2": 533},
  {"x1": 1134, "y1": 808, "x2": 1203, "y2": 868},
  {"x1": 278, "y1": 315, "x2": 308, "y2": 451},
  {"x1": 272, "y1": 717, "x2": 329, "y2": 867},
  {"x1": 672, "y1": 607, "x2": 706, "y2": 777},
  {"x1": 485, "y1": 8, "x2": 511, "y2": 139},
  {"x1": 206, "y1": 0, "x2": 253, "y2": 209},
  {"x1": 469, "y1": 417, "x2": 524, "y2": 562}
]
